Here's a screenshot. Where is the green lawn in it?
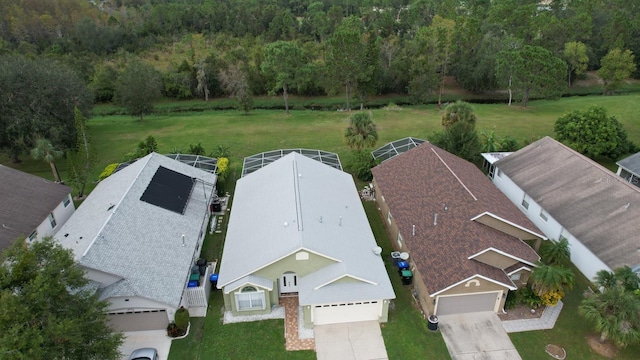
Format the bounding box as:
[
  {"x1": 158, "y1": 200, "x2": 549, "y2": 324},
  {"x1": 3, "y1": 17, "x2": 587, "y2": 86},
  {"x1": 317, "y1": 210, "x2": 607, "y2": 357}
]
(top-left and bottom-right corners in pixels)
[
  {"x1": 4, "y1": 94, "x2": 639, "y2": 193},
  {"x1": 509, "y1": 271, "x2": 640, "y2": 359}
]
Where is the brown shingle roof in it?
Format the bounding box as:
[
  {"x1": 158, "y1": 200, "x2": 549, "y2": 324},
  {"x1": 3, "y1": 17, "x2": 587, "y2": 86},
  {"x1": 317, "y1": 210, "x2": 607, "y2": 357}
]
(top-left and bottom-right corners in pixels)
[
  {"x1": 372, "y1": 142, "x2": 540, "y2": 294},
  {"x1": 0, "y1": 165, "x2": 71, "y2": 251}
]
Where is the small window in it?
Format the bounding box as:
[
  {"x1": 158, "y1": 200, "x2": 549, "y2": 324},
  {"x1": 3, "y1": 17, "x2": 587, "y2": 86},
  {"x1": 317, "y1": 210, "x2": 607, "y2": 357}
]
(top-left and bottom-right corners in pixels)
[
  {"x1": 521, "y1": 194, "x2": 530, "y2": 210},
  {"x1": 397, "y1": 233, "x2": 403, "y2": 248},
  {"x1": 496, "y1": 168, "x2": 502, "y2": 178},
  {"x1": 510, "y1": 273, "x2": 521, "y2": 281},
  {"x1": 539, "y1": 210, "x2": 548, "y2": 222},
  {"x1": 48, "y1": 213, "x2": 57, "y2": 228},
  {"x1": 387, "y1": 211, "x2": 393, "y2": 225},
  {"x1": 559, "y1": 228, "x2": 570, "y2": 242},
  {"x1": 63, "y1": 195, "x2": 71, "y2": 207},
  {"x1": 28, "y1": 231, "x2": 38, "y2": 241}
]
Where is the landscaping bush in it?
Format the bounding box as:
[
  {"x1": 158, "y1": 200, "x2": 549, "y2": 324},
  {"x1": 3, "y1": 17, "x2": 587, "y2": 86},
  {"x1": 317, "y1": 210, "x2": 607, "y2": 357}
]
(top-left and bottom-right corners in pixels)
[
  {"x1": 175, "y1": 307, "x2": 190, "y2": 331},
  {"x1": 98, "y1": 163, "x2": 119, "y2": 180}
]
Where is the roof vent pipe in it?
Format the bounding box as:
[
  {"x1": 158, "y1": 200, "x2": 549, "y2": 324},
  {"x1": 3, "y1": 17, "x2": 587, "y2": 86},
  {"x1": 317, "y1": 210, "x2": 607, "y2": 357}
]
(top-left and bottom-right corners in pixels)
[
  {"x1": 319, "y1": 216, "x2": 323, "y2": 223},
  {"x1": 181, "y1": 234, "x2": 186, "y2": 247},
  {"x1": 412, "y1": 224, "x2": 416, "y2": 236},
  {"x1": 339, "y1": 216, "x2": 342, "y2": 226},
  {"x1": 433, "y1": 213, "x2": 438, "y2": 226}
]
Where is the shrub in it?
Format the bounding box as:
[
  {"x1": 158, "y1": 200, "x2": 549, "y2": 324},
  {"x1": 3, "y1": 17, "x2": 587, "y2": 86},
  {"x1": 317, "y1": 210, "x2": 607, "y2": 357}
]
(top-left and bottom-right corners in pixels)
[
  {"x1": 99, "y1": 163, "x2": 119, "y2": 180},
  {"x1": 504, "y1": 290, "x2": 520, "y2": 310},
  {"x1": 521, "y1": 287, "x2": 543, "y2": 308},
  {"x1": 175, "y1": 306, "x2": 190, "y2": 331},
  {"x1": 540, "y1": 289, "x2": 565, "y2": 306}
]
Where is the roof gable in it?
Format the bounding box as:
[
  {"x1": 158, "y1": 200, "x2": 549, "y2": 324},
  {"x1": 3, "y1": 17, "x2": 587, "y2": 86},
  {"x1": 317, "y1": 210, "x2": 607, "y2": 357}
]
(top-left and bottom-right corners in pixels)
[
  {"x1": 494, "y1": 136, "x2": 640, "y2": 270},
  {"x1": 371, "y1": 142, "x2": 541, "y2": 294}
]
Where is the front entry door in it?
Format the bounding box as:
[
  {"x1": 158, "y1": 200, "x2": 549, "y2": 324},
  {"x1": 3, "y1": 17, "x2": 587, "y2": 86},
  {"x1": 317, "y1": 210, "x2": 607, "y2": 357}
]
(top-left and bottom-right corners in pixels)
[{"x1": 280, "y1": 272, "x2": 298, "y2": 294}]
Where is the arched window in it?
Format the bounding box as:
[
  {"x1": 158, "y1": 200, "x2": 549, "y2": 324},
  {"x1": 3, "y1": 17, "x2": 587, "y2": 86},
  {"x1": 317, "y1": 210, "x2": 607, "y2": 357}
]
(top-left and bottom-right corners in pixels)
[{"x1": 236, "y1": 286, "x2": 265, "y2": 311}]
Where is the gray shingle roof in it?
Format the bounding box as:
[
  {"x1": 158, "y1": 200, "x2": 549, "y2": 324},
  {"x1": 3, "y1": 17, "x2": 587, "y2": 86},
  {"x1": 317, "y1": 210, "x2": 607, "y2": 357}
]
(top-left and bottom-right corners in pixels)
[
  {"x1": 495, "y1": 136, "x2": 640, "y2": 271},
  {"x1": 218, "y1": 152, "x2": 395, "y2": 304},
  {"x1": 0, "y1": 165, "x2": 71, "y2": 251},
  {"x1": 55, "y1": 153, "x2": 216, "y2": 308}
]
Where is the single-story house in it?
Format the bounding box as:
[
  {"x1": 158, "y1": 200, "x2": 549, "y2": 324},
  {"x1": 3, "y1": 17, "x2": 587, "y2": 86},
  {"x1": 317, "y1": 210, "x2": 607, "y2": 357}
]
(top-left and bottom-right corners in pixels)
[
  {"x1": 0, "y1": 165, "x2": 75, "y2": 252},
  {"x1": 371, "y1": 141, "x2": 545, "y2": 316},
  {"x1": 491, "y1": 136, "x2": 640, "y2": 279},
  {"x1": 55, "y1": 153, "x2": 216, "y2": 332},
  {"x1": 616, "y1": 151, "x2": 640, "y2": 189},
  {"x1": 217, "y1": 152, "x2": 395, "y2": 327}
]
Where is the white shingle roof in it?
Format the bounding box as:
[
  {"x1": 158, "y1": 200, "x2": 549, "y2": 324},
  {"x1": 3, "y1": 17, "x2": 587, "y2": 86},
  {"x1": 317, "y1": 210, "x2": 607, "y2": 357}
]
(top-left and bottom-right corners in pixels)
[
  {"x1": 218, "y1": 152, "x2": 394, "y2": 304},
  {"x1": 55, "y1": 153, "x2": 216, "y2": 308}
]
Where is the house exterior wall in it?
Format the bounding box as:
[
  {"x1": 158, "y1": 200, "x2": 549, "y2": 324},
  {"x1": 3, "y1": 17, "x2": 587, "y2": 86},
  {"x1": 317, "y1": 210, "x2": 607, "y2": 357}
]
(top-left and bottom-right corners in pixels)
[
  {"x1": 491, "y1": 170, "x2": 612, "y2": 280},
  {"x1": 107, "y1": 296, "x2": 175, "y2": 321},
  {"x1": 472, "y1": 251, "x2": 520, "y2": 269},
  {"x1": 34, "y1": 194, "x2": 75, "y2": 240},
  {"x1": 372, "y1": 179, "x2": 407, "y2": 253}
]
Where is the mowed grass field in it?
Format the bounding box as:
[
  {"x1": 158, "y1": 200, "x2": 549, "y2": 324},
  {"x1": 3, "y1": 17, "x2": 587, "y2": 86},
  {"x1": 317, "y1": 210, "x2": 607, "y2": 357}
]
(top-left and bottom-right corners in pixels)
[
  {"x1": 85, "y1": 94, "x2": 640, "y2": 184},
  {"x1": 3, "y1": 94, "x2": 639, "y2": 187}
]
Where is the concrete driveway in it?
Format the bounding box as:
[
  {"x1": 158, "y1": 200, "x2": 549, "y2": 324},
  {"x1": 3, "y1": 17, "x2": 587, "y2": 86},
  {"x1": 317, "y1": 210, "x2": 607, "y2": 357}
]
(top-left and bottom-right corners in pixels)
[
  {"x1": 119, "y1": 330, "x2": 172, "y2": 360},
  {"x1": 438, "y1": 312, "x2": 521, "y2": 360},
  {"x1": 315, "y1": 321, "x2": 388, "y2": 360}
]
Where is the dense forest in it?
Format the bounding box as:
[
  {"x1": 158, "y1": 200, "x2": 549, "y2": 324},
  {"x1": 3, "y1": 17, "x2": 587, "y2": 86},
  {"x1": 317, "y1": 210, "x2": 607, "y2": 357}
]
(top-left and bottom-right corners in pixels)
[{"x1": 1, "y1": 0, "x2": 638, "y2": 102}]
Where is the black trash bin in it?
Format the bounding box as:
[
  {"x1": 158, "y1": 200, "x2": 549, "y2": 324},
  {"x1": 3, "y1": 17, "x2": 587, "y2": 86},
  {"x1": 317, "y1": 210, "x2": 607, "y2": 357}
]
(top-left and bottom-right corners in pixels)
[
  {"x1": 428, "y1": 315, "x2": 439, "y2": 331},
  {"x1": 401, "y1": 269, "x2": 413, "y2": 285}
]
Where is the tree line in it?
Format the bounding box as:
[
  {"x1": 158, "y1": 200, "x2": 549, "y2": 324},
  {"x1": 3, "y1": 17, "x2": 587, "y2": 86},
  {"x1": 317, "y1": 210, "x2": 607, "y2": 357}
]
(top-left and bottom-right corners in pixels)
[{"x1": 0, "y1": 0, "x2": 638, "y2": 105}]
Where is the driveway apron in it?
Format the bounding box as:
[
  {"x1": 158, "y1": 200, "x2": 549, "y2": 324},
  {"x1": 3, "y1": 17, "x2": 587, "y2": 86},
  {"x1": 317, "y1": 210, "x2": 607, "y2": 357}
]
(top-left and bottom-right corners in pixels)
[
  {"x1": 119, "y1": 330, "x2": 172, "y2": 360},
  {"x1": 314, "y1": 321, "x2": 388, "y2": 360},
  {"x1": 439, "y1": 312, "x2": 521, "y2": 360}
]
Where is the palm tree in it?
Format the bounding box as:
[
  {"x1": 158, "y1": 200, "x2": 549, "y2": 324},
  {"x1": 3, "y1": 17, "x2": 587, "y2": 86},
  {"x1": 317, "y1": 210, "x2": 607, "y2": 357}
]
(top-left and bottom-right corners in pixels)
[
  {"x1": 529, "y1": 262, "x2": 574, "y2": 296},
  {"x1": 540, "y1": 238, "x2": 571, "y2": 266},
  {"x1": 614, "y1": 266, "x2": 640, "y2": 292},
  {"x1": 344, "y1": 112, "x2": 378, "y2": 151},
  {"x1": 579, "y1": 286, "x2": 640, "y2": 347},
  {"x1": 441, "y1": 101, "x2": 477, "y2": 129},
  {"x1": 31, "y1": 138, "x2": 63, "y2": 183},
  {"x1": 594, "y1": 269, "x2": 618, "y2": 290}
]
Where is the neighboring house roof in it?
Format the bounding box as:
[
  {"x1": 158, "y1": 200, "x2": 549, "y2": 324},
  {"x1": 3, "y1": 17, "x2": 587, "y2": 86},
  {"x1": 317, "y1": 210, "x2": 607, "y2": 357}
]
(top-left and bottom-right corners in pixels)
[
  {"x1": 494, "y1": 136, "x2": 640, "y2": 271},
  {"x1": 218, "y1": 152, "x2": 395, "y2": 304},
  {"x1": 616, "y1": 152, "x2": 640, "y2": 177},
  {"x1": 371, "y1": 142, "x2": 541, "y2": 296},
  {"x1": 0, "y1": 165, "x2": 71, "y2": 251},
  {"x1": 55, "y1": 153, "x2": 216, "y2": 308}
]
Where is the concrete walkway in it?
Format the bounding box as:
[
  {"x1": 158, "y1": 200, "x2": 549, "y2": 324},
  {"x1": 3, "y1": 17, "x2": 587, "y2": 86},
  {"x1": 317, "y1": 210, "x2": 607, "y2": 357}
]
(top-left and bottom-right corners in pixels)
[{"x1": 501, "y1": 301, "x2": 563, "y2": 333}]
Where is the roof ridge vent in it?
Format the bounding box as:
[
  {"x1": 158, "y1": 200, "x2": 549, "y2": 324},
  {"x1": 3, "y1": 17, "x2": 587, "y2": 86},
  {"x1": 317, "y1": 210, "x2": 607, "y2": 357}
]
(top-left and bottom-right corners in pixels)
[{"x1": 430, "y1": 148, "x2": 477, "y2": 201}]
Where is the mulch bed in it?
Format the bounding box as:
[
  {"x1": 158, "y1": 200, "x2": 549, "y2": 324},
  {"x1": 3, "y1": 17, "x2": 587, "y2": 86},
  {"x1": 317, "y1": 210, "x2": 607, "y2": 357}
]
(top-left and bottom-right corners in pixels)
[
  {"x1": 498, "y1": 305, "x2": 545, "y2": 321},
  {"x1": 586, "y1": 335, "x2": 616, "y2": 358}
]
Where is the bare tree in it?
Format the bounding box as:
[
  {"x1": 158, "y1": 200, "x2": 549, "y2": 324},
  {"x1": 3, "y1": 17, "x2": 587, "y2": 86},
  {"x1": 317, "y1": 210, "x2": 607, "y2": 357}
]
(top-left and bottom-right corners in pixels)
[{"x1": 219, "y1": 64, "x2": 252, "y2": 114}]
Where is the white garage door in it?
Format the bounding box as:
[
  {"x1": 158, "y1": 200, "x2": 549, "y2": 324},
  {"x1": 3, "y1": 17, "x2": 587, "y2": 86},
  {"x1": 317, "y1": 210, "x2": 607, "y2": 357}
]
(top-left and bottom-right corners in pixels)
[
  {"x1": 107, "y1": 310, "x2": 169, "y2": 332},
  {"x1": 436, "y1": 292, "x2": 500, "y2": 316},
  {"x1": 313, "y1": 301, "x2": 381, "y2": 325}
]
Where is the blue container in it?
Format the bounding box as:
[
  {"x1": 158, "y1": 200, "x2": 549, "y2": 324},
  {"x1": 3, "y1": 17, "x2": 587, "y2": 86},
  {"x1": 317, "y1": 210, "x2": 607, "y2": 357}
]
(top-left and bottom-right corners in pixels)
[
  {"x1": 187, "y1": 280, "x2": 198, "y2": 288},
  {"x1": 397, "y1": 261, "x2": 409, "y2": 270},
  {"x1": 210, "y1": 273, "x2": 219, "y2": 283}
]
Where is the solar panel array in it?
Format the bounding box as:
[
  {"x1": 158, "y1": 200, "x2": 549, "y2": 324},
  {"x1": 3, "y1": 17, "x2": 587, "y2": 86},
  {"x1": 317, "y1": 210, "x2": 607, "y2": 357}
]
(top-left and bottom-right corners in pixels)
[{"x1": 140, "y1": 166, "x2": 195, "y2": 214}]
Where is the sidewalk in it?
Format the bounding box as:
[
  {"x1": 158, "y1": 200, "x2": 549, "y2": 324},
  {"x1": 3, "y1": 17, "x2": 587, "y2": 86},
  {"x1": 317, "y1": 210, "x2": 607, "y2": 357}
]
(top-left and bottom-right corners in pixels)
[{"x1": 501, "y1": 301, "x2": 563, "y2": 333}]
